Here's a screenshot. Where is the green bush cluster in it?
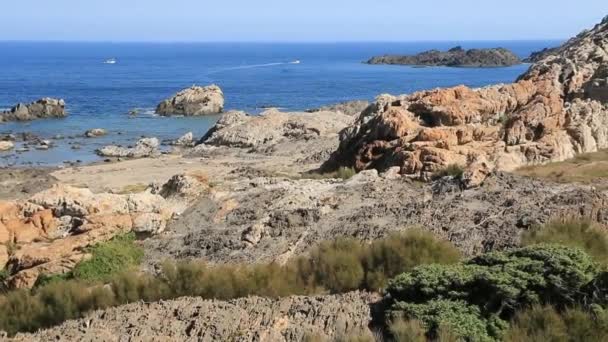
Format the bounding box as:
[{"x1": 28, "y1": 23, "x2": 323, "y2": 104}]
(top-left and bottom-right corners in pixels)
[
  {"x1": 0, "y1": 229, "x2": 458, "y2": 336},
  {"x1": 386, "y1": 244, "x2": 603, "y2": 341}
]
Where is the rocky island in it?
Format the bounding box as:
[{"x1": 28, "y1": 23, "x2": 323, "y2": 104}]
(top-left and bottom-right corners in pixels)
[{"x1": 366, "y1": 46, "x2": 522, "y2": 67}]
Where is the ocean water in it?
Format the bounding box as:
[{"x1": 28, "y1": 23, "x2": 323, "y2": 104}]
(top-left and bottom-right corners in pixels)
[{"x1": 0, "y1": 41, "x2": 559, "y2": 166}]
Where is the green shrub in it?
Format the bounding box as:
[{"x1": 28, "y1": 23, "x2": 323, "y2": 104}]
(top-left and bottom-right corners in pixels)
[
  {"x1": 71, "y1": 233, "x2": 144, "y2": 281},
  {"x1": 386, "y1": 244, "x2": 600, "y2": 341},
  {"x1": 336, "y1": 167, "x2": 357, "y2": 180},
  {"x1": 522, "y1": 220, "x2": 608, "y2": 266},
  {"x1": 431, "y1": 164, "x2": 464, "y2": 180}
]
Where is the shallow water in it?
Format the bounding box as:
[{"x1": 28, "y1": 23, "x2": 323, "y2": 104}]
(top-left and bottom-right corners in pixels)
[{"x1": 0, "y1": 41, "x2": 559, "y2": 166}]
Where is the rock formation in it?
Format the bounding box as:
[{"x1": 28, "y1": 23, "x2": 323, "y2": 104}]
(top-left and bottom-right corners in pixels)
[
  {"x1": 0, "y1": 141, "x2": 14, "y2": 151},
  {"x1": 367, "y1": 46, "x2": 521, "y2": 67},
  {"x1": 0, "y1": 98, "x2": 66, "y2": 123},
  {"x1": 0, "y1": 172, "x2": 208, "y2": 289},
  {"x1": 12, "y1": 292, "x2": 375, "y2": 341},
  {"x1": 326, "y1": 18, "x2": 608, "y2": 185},
  {"x1": 156, "y1": 85, "x2": 224, "y2": 116},
  {"x1": 97, "y1": 137, "x2": 160, "y2": 158},
  {"x1": 523, "y1": 46, "x2": 560, "y2": 63}
]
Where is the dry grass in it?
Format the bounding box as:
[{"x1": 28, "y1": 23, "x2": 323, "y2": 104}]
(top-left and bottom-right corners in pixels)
[
  {"x1": 515, "y1": 150, "x2": 608, "y2": 186},
  {"x1": 116, "y1": 183, "x2": 149, "y2": 194}
]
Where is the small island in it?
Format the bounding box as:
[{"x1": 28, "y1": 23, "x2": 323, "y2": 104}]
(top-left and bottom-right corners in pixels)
[{"x1": 366, "y1": 46, "x2": 522, "y2": 67}]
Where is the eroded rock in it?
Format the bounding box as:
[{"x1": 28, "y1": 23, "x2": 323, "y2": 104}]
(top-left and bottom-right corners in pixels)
[
  {"x1": 156, "y1": 85, "x2": 224, "y2": 116},
  {"x1": 0, "y1": 98, "x2": 66, "y2": 123}
]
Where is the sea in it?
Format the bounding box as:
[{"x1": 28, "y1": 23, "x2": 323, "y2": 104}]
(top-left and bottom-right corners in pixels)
[{"x1": 0, "y1": 41, "x2": 560, "y2": 167}]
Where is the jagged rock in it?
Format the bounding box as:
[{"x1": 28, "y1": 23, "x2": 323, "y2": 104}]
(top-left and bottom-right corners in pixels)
[
  {"x1": 198, "y1": 109, "x2": 353, "y2": 149},
  {"x1": 367, "y1": 46, "x2": 522, "y2": 67},
  {"x1": 97, "y1": 138, "x2": 160, "y2": 158},
  {"x1": 172, "y1": 132, "x2": 194, "y2": 146},
  {"x1": 13, "y1": 292, "x2": 375, "y2": 342},
  {"x1": 324, "y1": 17, "x2": 608, "y2": 186},
  {"x1": 85, "y1": 128, "x2": 107, "y2": 138},
  {"x1": 0, "y1": 98, "x2": 66, "y2": 123},
  {"x1": 156, "y1": 85, "x2": 224, "y2": 116},
  {"x1": 0, "y1": 141, "x2": 14, "y2": 151}
]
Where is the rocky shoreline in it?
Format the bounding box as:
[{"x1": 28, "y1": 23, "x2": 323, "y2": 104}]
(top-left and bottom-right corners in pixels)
[{"x1": 1, "y1": 15, "x2": 608, "y2": 342}]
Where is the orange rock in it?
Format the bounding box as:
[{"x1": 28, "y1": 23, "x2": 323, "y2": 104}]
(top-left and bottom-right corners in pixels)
[
  {"x1": 0, "y1": 221, "x2": 10, "y2": 244},
  {"x1": 4, "y1": 219, "x2": 43, "y2": 244},
  {"x1": 31, "y1": 209, "x2": 57, "y2": 235}
]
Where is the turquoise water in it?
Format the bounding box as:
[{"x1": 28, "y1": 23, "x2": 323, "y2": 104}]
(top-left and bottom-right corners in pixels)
[{"x1": 0, "y1": 41, "x2": 559, "y2": 166}]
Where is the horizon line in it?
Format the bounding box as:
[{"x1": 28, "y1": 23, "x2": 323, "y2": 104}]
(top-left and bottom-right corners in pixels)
[{"x1": 0, "y1": 38, "x2": 566, "y2": 44}]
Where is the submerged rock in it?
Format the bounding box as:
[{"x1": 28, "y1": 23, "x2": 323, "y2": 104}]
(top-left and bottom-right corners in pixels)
[
  {"x1": 156, "y1": 85, "x2": 224, "y2": 116},
  {"x1": 85, "y1": 128, "x2": 107, "y2": 138},
  {"x1": 0, "y1": 98, "x2": 66, "y2": 123}
]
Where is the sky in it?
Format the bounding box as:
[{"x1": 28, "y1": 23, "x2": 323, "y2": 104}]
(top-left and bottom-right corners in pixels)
[{"x1": 1, "y1": 0, "x2": 606, "y2": 42}]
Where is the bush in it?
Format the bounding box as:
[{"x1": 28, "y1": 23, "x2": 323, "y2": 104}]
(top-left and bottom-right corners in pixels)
[
  {"x1": 388, "y1": 318, "x2": 426, "y2": 342},
  {"x1": 386, "y1": 244, "x2": 600, "y2": 341},
  {"x1": 336, "y1": 167, "x2": 357, "y2": 180},
  {"x1": 505, "y1": 305, "x2": 608, "y2": 342},
  {"x1": 71, "y1": 232, "x2": 144, "y2": 282},
  {"x1": 522, "y1": 220, "x2": 608, "y2": 266},
  {"x1": 294, "y1": 229, "x2": 460, "y2": 293}
]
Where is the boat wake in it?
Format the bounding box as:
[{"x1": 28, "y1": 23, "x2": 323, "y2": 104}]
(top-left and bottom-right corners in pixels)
[{"x1": 208, "y1": 60, "x2": 301, "y2": 74}]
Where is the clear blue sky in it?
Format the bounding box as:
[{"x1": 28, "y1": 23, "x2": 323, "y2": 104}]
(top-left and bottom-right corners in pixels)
[{"x1": 2, "y1": 0, "x2": 606, "y2": 42}]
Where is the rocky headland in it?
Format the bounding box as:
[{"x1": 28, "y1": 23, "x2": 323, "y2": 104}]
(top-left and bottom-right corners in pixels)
[
  {"x1": 328, "y1": 17, "x2": 608, "y2": 186},
  {"x1": 0, "y1": 98, "x2": 65, "y2": 123},
  {"x1": 156, "y1": 85, "x2": 224, "y2": 116},
  {"x1": 366, "y1": 46, "x2": 522, "y2": 67}
]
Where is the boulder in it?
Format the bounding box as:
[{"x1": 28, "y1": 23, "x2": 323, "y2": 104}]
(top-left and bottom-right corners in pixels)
[
  {"x1": 85, "y1": 128, "x2": 107, "y2": 138},
  {"x1": 0, "y1": 141, "x2": 14, "y2": 151},
  {"x1": 324, "y1": 17, "x2": 608, "y2": 186},
  {"x1": 0, "y1": 98, "x2": 66, "y2": 123},
  {"x1": 156, "y1": 85, "x2": 224, "y2": 116},
  {"x1": 97, "y1": 137, "x2": 160, "y2": 158},
  {"x1": 172, "y1": 132, "x2": 194, "y2": 147}
]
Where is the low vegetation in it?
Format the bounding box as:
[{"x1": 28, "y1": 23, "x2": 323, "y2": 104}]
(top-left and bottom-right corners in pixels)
[
  {"x1": 431, "y1": 164, "x2": 464, "y2": 180},
  {"x1": 516, "y1": 150, "x2": 608, "y2": 186},
  {"x1": 300, "y1": 166, "x2": 357, "y2": 180},
  {"x1": 0, "y1": 229, "x2": 459, "y2": 336},
  {"x1": 522, "y1": 220, "x2": 608, "y2": 266}
]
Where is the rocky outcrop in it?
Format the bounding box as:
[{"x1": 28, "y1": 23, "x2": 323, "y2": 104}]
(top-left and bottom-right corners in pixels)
[
  {"x1": 523, "y1": 46, "x2": 560, "y2": 63},
  {"x1": 0, "y1": 172, "x2": 209, "y2": 289},
  {"x1": 172, "y1": 132, "x2": 195, "y2": 147},
  {"x1": 367, "y1": 46, "x2": 521, "y2": 67},
  {"x1": 156, "y1": 85, "x2": 224, "y2": 116},
  {"x1": 97, "y1": 137, "x2": 160, "y2": 158},
  {"x1": 12, "y1": 292, "x2": 375, "y2": 341},
  {"x1": 325, "y1": 17, "x2": 608, "y2": 184},
  {"x1": 197, "y1": 109, "x2": 353, "y2": 150},
  {"x1": 0, "y1": 98, "x2": 66, "y2": 123},
  {"x1": 144, "y1": 170, "x2": 608, "y2": 267}
]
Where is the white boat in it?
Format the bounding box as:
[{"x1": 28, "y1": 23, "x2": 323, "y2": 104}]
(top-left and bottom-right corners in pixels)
[
  {"x1": 103, "y1": 58, "x2": 117, "y2": 64},
  {"x1": 290, "y1": 60, "x2": 301, "y2": 64}
]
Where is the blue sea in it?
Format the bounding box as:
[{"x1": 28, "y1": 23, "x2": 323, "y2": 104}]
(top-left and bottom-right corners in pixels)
[{"x1": 0, "y1": 41, "x2": 559, "y2": 166}]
